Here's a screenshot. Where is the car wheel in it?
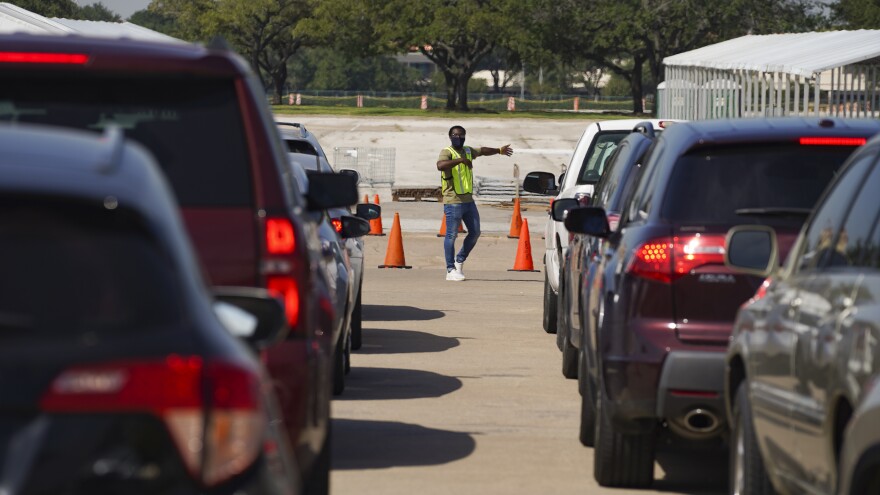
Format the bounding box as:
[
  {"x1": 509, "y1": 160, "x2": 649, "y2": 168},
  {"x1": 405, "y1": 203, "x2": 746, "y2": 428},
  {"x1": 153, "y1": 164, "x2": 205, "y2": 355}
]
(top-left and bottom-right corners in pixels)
[
  {"x1": 351, "y1": 288, "x2": 362, "y2": 350},
  {"x1": 304, "y1": 423, "x2": 331, "y2": 495},
  {"x1": 578, "y1": 347, "x2": 596, "y2": 447},
  {"x1": 594, "y1": 375, "x2": 655, "y2": 488},
  {"x1": 332, "y1": 336, "x2": 345, "y2": 396},
  {"x1": 561, "y1": 335, "x2": 578, "y2": 379},
  {"x1": 543, "y1": 270, "x2": 558, "y2": 334},
  {"x1": 730, "y1": 383, "x2": 774, "y2": 495}
]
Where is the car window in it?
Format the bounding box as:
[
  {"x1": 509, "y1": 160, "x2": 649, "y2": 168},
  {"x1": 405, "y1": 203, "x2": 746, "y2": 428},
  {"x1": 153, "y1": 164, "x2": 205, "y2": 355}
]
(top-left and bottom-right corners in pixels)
[
  {"x1": 793, "y1": 150, "x2": 876, "y2": 273},
  {"x1": 662, "y1": 144, "x2": 857, "y2": 227},
  {"x1": 627, "y1": 141, "x2": 664, "y2": 223},
  {"x1": 577, "y1": 131, "x2": 629, "y2": 184},
  {"x1": 832, "y1": 153, "x2": 880, "y2": 268},
  {"x1": 0, "y1": 200, "x2": 183, "y2": 338},
  {"x1": 285, "y1": 139, "x2": 319, "y2": 156},
  {"x1": 592, "y1": 145, "x2": 626, "y2": 207},
  {"x1": 0, "y1": 74, "x2": 252, "y2": 208}
]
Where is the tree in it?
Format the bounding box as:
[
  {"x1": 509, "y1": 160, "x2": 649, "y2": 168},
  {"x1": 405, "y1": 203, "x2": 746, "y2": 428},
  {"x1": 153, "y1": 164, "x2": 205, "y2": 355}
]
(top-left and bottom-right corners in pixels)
[
  {"x1": 832, "y1": 0, "x2": 880, "y2": 28},
  {"x1": 8, "y1": 0, "x2": 78, "y2": 17},
  {"x1": 79, "y1": 2, "x2": 121, "y2": 21},
  {"x1": 128, "y1": 8, "x2": 177, "y2": 32}
]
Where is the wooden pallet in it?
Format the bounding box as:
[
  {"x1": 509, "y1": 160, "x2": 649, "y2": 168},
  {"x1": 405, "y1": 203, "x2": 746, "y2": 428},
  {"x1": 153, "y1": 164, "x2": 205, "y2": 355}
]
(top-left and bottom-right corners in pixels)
[{"x1": 392, "y1": 186, "x2": 442, "y2": 202}]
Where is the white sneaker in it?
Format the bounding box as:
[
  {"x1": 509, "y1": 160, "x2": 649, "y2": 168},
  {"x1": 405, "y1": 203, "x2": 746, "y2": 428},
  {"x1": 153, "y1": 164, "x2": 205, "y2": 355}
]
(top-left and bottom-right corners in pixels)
[
  {"x1": 446, "y1": 270, "x2": 465, "y2": 281},
  {"x1": 454, "y1": 261, "x2": 464, "y2": 276}
]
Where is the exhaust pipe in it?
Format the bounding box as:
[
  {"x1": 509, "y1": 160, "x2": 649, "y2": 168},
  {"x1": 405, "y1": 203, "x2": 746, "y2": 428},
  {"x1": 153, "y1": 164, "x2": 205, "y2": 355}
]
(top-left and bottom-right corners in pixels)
[{"x1": 683, "y1": 408, "x2": 719, "y2": 434}]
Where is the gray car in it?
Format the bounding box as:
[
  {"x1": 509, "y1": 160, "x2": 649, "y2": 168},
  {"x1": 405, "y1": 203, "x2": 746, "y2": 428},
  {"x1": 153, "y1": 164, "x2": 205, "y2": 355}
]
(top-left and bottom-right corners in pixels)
[{"x1": 725, "y1": 131, "x2": 880, "y2": 494}]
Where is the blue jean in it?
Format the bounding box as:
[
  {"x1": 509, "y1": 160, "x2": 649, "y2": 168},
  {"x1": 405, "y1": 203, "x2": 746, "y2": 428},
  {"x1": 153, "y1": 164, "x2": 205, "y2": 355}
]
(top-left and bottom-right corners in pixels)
[{"x1": 444, "y1": 202, "x2": 481, "y2": 271}]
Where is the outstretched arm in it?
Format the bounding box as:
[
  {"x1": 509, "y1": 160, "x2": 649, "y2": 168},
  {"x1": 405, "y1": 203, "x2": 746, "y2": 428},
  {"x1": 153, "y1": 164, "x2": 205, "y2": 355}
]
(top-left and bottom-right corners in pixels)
[{"x1": 479, "y1": 145, "x2": 514, "y2": 157}]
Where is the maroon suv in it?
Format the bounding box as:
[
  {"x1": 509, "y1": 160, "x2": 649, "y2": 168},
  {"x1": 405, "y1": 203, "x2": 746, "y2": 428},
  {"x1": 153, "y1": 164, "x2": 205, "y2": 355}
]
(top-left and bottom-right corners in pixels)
[
  {"x1": 565, "y1": 118, "x2": 880, "y2": 488},
  {"x1": 0, "y1": 35, "x2": 353, "y2": 493}
]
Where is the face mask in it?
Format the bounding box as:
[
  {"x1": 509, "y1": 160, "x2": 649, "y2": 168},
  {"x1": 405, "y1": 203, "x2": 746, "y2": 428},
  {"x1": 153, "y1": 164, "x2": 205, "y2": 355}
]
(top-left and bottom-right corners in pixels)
[{"x1": 450, "y1": 136, "x2": 465, "y2": 147}]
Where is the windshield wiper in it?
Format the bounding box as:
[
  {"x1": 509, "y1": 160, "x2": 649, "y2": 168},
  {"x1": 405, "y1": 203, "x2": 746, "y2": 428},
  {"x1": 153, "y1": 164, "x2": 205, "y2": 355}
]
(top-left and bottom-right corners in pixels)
[{"x1": 735, "y1": 207, "x2": 812, "y2": 217}]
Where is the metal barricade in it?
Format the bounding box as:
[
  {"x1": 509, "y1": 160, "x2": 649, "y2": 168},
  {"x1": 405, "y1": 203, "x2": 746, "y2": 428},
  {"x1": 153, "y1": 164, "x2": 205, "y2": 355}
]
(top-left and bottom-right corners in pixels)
[{"x1": 333, "y1": 147, "x2": 396, "y2": 186}]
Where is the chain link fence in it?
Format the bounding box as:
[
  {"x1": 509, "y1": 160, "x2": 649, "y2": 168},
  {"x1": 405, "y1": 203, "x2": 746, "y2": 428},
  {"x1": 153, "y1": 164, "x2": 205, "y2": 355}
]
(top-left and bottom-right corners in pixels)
[{"x1": 333, "y1": 147, "x2": 396, "y2": 186}]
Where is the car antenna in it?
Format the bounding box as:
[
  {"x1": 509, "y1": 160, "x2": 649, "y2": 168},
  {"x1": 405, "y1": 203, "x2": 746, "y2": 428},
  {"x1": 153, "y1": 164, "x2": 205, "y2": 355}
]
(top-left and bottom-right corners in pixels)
[{"x1": 97, "y1": 125, "x2": 125, "y2": 175}]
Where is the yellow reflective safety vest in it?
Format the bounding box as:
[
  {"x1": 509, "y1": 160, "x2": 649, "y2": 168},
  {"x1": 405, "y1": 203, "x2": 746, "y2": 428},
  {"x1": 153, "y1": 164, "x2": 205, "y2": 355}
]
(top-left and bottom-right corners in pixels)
[{"x1": 442, "y1": 146, "x2": 474, "y2": 195}]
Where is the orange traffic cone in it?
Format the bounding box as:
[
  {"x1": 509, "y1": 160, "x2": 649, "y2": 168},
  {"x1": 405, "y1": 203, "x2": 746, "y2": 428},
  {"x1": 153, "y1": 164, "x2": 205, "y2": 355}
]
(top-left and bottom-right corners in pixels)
[
  {"x1": 436, "y1": 214, "x2": 466, "y2": 237},
  {"x1": 507, "y1": 197, "x2": 523, "y2": 238},
  {"x1": 368, "y1": 193, "x2": 385, "y2": 236},
  {"x1": 378, "y1": 213, "x2": 412, "y2": 269},
  {"x1": 363, "y1": 194, "x2": 369, "y2": 204},
  {"x1": 509, "y1": 218, "x2": 539, "y2": 272}
]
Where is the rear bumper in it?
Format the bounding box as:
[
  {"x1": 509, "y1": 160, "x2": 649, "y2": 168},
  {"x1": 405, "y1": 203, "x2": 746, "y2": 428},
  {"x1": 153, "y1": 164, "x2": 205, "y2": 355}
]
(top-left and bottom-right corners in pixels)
[{"x1": 656, "y1": 351, "x2": 726, "y2": 440}]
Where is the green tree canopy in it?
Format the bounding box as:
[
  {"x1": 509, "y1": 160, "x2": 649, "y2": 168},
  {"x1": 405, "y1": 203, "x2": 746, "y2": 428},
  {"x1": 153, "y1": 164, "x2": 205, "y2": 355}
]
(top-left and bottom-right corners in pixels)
[
  {"x1": 833, "y1": 0, "x2": 880, "y2": 28},
  {"x1": 8, "y1": 0, "x2": 79, "y2": 17},
  {"x1": 78, "y1": 2, "x2": 121, "y2": 21}
]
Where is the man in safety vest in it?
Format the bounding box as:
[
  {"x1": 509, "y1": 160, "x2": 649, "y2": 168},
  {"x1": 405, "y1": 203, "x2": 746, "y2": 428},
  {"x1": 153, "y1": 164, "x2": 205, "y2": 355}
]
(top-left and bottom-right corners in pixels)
[{"x1": 436, "y1": 125, "x2": 514, "y2": 281}]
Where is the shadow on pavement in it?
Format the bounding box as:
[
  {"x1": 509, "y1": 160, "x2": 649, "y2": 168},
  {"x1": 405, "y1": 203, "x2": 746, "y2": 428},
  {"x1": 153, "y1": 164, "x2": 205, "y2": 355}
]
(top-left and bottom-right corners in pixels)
[
  {"x1": 363, "y1": 304, "x2": 445, "y2": 322},
  {"x1": 653, "y1": 446, "x2": 727, "y2": 494},
  {"x1": 337, "y1": 367, "x2": 462, "y2": 400},
  {"x1": 357, "y1": 328, "x2": 459, "y2": 355},
  {"x1": 331, "y1": 418, "x2": 476, "y2": 470}
]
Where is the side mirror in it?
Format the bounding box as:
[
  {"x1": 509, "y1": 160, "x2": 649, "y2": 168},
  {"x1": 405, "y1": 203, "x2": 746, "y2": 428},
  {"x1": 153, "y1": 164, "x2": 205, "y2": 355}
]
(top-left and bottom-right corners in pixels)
[
  {"x1": 551, "y1": 198, "x2": 579, "y2": 222},
  {"x1": 523, "y1": 171, "x2": 558, "y2": 195},
  {"x1": 306, "y1": 172, "x2": 358, "y2": 210},
  {"x1": 724, "y1": 226, "x2": 778, "y2": 277},
  {"x1": 564, "y1": 206, "x2": 611, "y2": 238},
  {"x1": 339, "y1": 168, "x2": 361, "y2": 185},
  {"x1": 356, "y1": 203, "x2": 381, "y2": 220},
  {"x1": 339, "y1": 215, "x2": 371, "y2": 238},
  {"x1": 213, "y1": 287, "x2": 288, "y2": 350}
]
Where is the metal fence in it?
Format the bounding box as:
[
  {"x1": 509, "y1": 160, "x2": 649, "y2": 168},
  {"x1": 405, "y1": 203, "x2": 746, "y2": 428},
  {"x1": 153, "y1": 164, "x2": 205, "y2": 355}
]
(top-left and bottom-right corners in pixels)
[
  {"x1": 280, "y1": 91, "x2": 652, "y2": 113},
  {"x1": 333, "y1": 147, "x2": 396, "y2": 186}
]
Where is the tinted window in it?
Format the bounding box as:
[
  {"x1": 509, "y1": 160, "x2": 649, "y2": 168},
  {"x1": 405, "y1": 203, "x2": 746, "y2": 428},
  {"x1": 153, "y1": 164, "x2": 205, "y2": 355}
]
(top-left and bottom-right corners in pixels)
[
  {"x1": 0, "y1": 200, "x2": 183, "y2": 338},
  {"x1": 285, "y1": 139, "x2": 318, "y2": 156},
  {"x1": 577, "y1": 131, "x2": 629, "y2": 184},
  {"x1": 592, "y1": 145, "x2": 626, "y2": 207},
  {"x1": 663, "y1": 144, "x2": 857, "y2": 226},
  {"x1": 0, "y1": 74, "x2": 252, "y2": 207},
  {"x1": 835, "y1": 153, "x2": 880, "y2": 268},
  {"x1": 794, "y1": 151, "x2": 876, "y2": 272}
]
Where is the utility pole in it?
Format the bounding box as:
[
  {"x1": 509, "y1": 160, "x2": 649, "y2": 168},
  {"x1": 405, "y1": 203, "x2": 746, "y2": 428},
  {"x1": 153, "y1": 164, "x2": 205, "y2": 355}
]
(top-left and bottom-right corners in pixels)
[{"x1": 521, "y1": 62, "x2": 526, "y2": 99}]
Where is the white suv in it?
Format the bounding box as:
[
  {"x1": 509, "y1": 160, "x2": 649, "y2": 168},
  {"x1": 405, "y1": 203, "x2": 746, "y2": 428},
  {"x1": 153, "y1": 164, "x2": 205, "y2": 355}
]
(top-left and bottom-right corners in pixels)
[{"x1": 534, "y1": 119, "x2": 672, "y2": 333}]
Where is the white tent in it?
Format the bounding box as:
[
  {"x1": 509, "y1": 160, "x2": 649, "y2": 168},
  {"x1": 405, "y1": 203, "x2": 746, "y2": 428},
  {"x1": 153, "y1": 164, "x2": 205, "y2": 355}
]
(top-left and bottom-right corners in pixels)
[{"x1": 661, "y1": 30, "x2": 880, "y2": 119}]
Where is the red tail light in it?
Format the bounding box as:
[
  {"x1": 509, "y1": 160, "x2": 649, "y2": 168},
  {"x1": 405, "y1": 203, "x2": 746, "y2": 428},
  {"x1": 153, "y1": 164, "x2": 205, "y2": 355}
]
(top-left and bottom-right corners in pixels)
[
  {"x1": 799, "y1": 137, "x2": 866, "y2": 146},
  {"x1": 267, "y1": 275, "x2": 300, "y2": 328},
  {"x1": 266, "y1": 218, "x2": 295, "y2": 254},
  {"x1": 752, "y1": 277, "x2": 772, "y2": 302},
  {"x1": 331, "y1": 217, "x2": 343, "y2": 234},
  {"x1": 0, "y1": 52, "x2": 89, "y2": 64},
  {"x1": 40, "y1": 357, "x2": 264, "y2": 487},
  {"x1": 627, "y1": 234, "x2": 726, "y2": 283},
  {"x1": 574, "y1": 192, "x2": 591, "y2": 206}
]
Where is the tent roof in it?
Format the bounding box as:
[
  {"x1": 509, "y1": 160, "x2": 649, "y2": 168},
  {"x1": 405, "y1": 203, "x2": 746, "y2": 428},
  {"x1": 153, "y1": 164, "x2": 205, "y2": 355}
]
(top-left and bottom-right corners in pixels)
[{"x1": 663, "y1": 30, "x2": 880, "y2": 78}]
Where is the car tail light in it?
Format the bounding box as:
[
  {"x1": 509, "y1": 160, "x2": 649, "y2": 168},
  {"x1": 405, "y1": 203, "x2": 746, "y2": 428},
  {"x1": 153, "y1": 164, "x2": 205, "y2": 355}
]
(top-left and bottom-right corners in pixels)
[
  {"x1": 752, "y1": 277, "x2": 772, "y2": 302},
  {"x1": 331, "y1": 217, "x2": 343, "y2": 234},
  {"x1": 799, "y1": 137, "x2": 866, "y2": 146},
  {"x1": 266, "y1": 218, "x2": 295, "y2": 254},
  {"x1": 267, "y1": 275, "x2": 300, "y2": 328},
  {"x1": 626, "y1": 234, "x2": 726, "y2": 283},
  {"x1": 40, "y1": 357, "x2": 264, "y2": 487},
  {"x1": 0, "y1": 52, "x2": 89, "y2": 64},
  {"x1": 574, "y1": 192, "x2": 591, "y2": 206}
]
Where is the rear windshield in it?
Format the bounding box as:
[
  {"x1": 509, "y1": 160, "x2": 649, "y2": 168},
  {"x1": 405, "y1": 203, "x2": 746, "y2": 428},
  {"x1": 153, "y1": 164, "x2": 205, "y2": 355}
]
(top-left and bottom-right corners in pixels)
[
  {"x1": 285, "y1": 139, "x2": 318, "y2": 156},
  {"x1": 0, "y1": 199, "x2": 184, "y2": 338},
  {"x1": 0, "y1": 74, "x2": 252, "y2": 207},
  {"x1": 577, "y1": 131, "x2": 630, "y2": 184},
  {"x1": 662, "y1": 144, "x2": 857, "y2": 225}
]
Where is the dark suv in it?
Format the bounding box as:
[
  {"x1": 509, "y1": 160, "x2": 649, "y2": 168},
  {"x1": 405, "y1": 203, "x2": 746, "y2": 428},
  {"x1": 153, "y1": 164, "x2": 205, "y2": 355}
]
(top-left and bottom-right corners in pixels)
[
  {"x1": 565, "y1": 118, "x2": 880, "y2": 488},
  {"x1": 0, "y1": 35, "x2": 356, "y2": 493},
  {"x1": 724, "y1": 132, "x2": 880, "y2": 494}
]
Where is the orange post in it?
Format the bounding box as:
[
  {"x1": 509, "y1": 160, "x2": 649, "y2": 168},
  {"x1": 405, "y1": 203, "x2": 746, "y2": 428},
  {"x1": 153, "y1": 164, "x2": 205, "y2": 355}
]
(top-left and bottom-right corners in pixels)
[
  {"x1": 507, "y1": 197, "x2": 523, "y2": 238},
  {"x1": 378, "y1": 213, "x2": 412, "y2": 269},
  {"x1": 363, "y1": 194, "x2": 369, "y2": 204},
  {"x1": 368, "y1": 193, "x2": 385, "y2": 236},
  {"x1": 436, "y1": 214, "x2": 466, "y2": 237},
  {"x1": 508, "y1": 218, "x2": 539, "y2": 272}
]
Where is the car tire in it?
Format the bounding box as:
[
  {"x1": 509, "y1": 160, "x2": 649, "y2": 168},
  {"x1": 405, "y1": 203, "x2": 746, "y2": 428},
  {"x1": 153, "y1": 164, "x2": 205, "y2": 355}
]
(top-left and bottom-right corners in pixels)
[
  {"x1": 344, "y1": 332, "x2": 351, "y2": 375},
  {"x1": 578, "y1": 347, "x2": 596, "y2": 447},
  {"x1": 561, "y1": 335, "x2": 578, "y2": 379},
  {"x1": 543, "y1": 270, "x2": 558, "y2": 334},
  {"x1": 730, "y1": 382, "x2": 774, "y2": 495},
  {"x1": 332, "y1": 336, "x2": 345, "y2": 396},
  {"x1": 304, "y1": 423, "x2": 331, "y2": 495},
  {"x1": 351, "y1": 288, "x2": 362, "y2": 350},
  {"x1": 594, "y1": 376, "x2": 655, "y2": 488}
]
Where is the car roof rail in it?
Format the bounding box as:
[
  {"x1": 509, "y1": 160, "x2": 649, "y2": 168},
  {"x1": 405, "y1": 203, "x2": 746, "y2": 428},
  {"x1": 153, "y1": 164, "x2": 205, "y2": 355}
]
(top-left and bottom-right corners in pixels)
[
  {"x1": 632, "y1": 121, "x2": 656, "y2": 138},
  {"x1": 276, "y1": 121, "x2": 309, "y2": 138},
  {"x1": 97, "y1": 125, "x2": 126, "y2": 175}
]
